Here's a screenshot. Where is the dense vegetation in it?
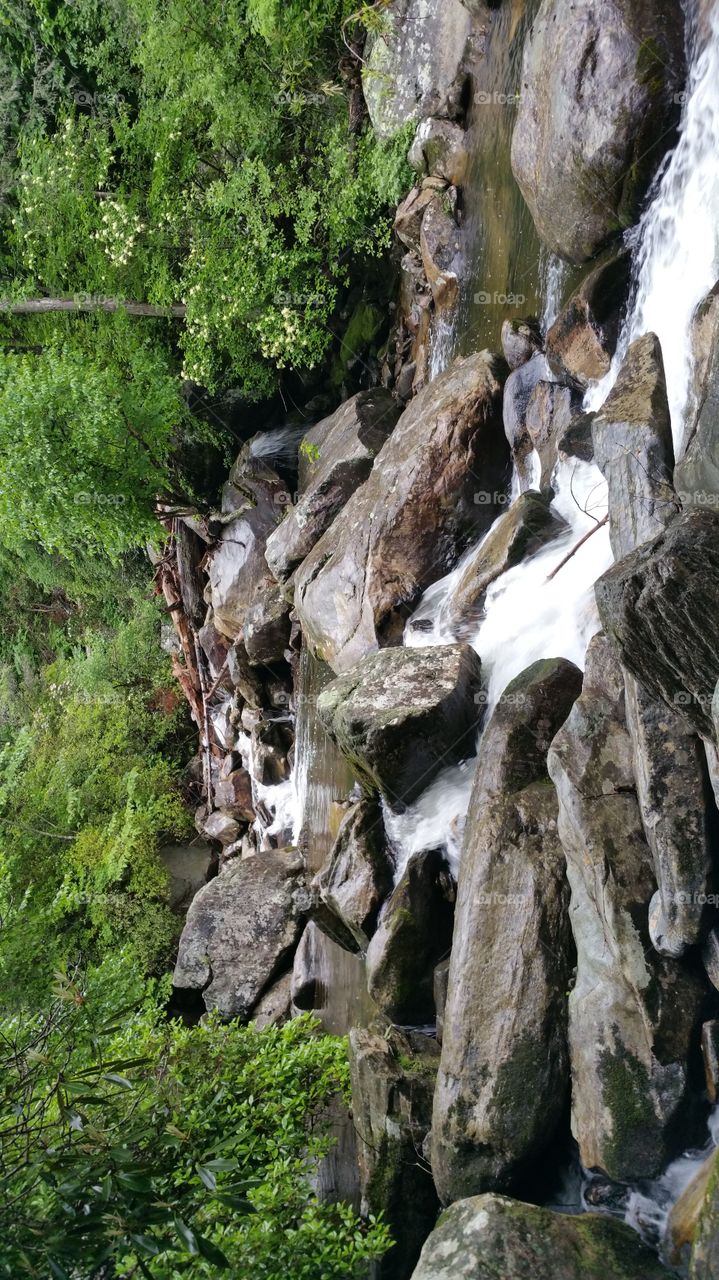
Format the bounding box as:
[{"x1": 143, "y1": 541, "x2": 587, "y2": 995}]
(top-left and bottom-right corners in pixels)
[{"x1": 0, "y1": 0, "x2": 404, "y2": 1273}]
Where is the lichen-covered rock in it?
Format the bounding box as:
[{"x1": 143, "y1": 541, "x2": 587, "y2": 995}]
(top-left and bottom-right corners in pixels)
[
  {"x1": 294, "y1": 351, "x2": 509, "y2": 673},
  {"x1": 408, "y1": 118, "x2": 469, "y2": 185},
  {"x1": 317, "y1": 645, "x2": 483, "y2": 807},
  {"x1": 362, "y1": 0, "x2": 473, "y2": 140},
  {"x1": 432, "y1": 658, "x2": 582, "y2": 1204},
  {"x1": 446, "y1": 491, "x2": 567, "y2": 636},
  {"x1": 410, "y1": 1193, "x2": 671, "y2": 1280},
  {"x1": 546, "y1": 252, "x2": 631, "y2": 387},
  {"x1": 596, "y1": 510, "x2": 719, "y2": 741},
  {"x1": 264, "y1": 390, "x2": 402, "y2": 585},
  {"x1": 315, "y1": 798, "x2": 394, "y2": 951},
  {"x1": 593, "y1": 333, "x2": 679, "y2": 559},
  {"x1": 173, "y1": 850, "x2": 305, "y2": 1019},
  {"x1": 366, "y1": 849, "x2": 454, "y2": 1024},
  {"x1": 250, "y1": 970, "x2": 293, "y2": 1030},
  {"x1": 547, "y1": 635, "x2": 707, "y2": 1180},
  {"x1": 511, "y1": 0, "x2": 684, "y2": 262},
  {"x1": 350, "y1": 1026, "x2": 440, "y2": 1279}
]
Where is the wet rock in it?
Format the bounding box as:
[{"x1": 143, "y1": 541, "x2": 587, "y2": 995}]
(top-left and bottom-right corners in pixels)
[
  {"x1": 197, "y1": 617, "x2": 231, "y2": 683},
  {"x1": 173, "y1": 850, "x2": 305, "y2": 1019},
  {"x1": 433, "y1": 959, "x2": 450, "y2": 1044},
  {"x1": 511, "y1": 0, "x2": 684, "y2": 262},
  {"x1": 226, "y1": 640, "x2": 266, "y2": 707},
  {"x1": 395, "y1": 186, "x2": 439, "y2": 253},
  {"x1": 596, "y1": 509, "x2": 719, "y2": 741},
  {"x1": 366, "y1": 849, "x2": 454, "y2": 1024},
  {"x1": 350, "y1": 1025, "x2": 440, "y2": 1280},
  {"x1": 199, "y1": 808, "x2": 242, "y2": 846},
  {"x1": 432, "y1": 658, "x2": 581, "y2": 1204},
  {"x1": 315, "y1": 798, "x2": 394, "y2": 951},
  {"x1": 243, "y1": 583, "x2": 291, "y2": 664},
  {"x1": 593, "y1": 333, "x2": 679, "y2": 558},
  {"x1": 291, "y1": 921, "x2": 324, "y2": 1012},
  {"x1": 295, "y1": 351, "x2": 509, "y2": 672},
  {"x1": 446, "y1": 491, "x2": 567, "y2": 636},
  {"x1": 668, "y1": 1149, "x2": 719, "y2": 1267},
  {"x1": 676, "y1": 281, "x2": 719, "y2": 508},
  {"x1": 207, "y1": 454, "x2": 289, "y2": 639},
  {"x1": 420, "y1": 197, "x2": 461, "y2": 311},
  {"x1": 501, "y1": 316, "x2": 543, "y2": 371},
  {"x1": 265, "y1": 390, "x2": 402, "y2": 584},
  {"x1": 546, "y1": 252, "x2": 632, "y2": 387},
  {"x1": 362, "y1": 0, "x2": 473, "y2": 139},
  {"x1": 690, "y1": 1150, "x2": 719, "y2": 1278},
  {"x1": 503, "y1": 353, "x2": 552, "y2": 489},
  {"x1": 525, "y1": 380, "x2": 583, "y2": 488},
  {"x1": 702, "y1": 929, "x2": 719, "y2": 993},
  {"x1": 558, "y1": 410, "x2": 596, "y2": 465},
  {"x1": 213, "y1": 766, "x2": 255, "y2": 820},
  {"x1": 249, "y1": 719, "x2": 292, "y2": 787},
  {"x1": 251, "y1": 970, "x2": 293, "y2": 1029},
  {"x1": 547, "y1": 635, "x2": 707, "y2": 1180},
  {"x1": 317, "y1": 645, "x2": 483, "y2": 808},
  {"x1": 411, "y1": 1193, "x2": 671, "y2": 1280},
  {"x1": 409, "y1": 118, "x2": 469, "y2": 185}
]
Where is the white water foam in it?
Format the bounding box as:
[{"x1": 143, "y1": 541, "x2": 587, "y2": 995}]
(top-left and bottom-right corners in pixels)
[{"x1": 586, "y1": 3, "x2": 719, "y2": 449}]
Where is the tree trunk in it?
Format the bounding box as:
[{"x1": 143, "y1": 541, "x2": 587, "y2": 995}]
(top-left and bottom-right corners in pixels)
[{"x1": 0, "y1": 297, "x2": 186, "y2": 318}]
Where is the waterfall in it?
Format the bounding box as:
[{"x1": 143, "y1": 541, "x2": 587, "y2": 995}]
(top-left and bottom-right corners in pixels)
[{"x1": 586, "y1": 1, "x2": 719, "y2": 448}]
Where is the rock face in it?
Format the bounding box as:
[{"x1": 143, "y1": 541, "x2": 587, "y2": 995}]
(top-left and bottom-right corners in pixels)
[
  {"x1": 317, "y1": 645, "x2": 483, "y2": 808},
  {"x1": 547, "y1": 636, "x2": 707, "y2": 1180},
  {"x1": 446, "y1": 491, "x2": 567, "y2": 636},
  {"x1": 502, "y1": 353, "x2": 551, "y2": 489},
  {"x1": 501, "y1": 317, "x2": 543, "y2": 371},
  {"x1": 511, "y1": 0, "x2": 684, "y2": 262},
  {"x1": 596, "y1": 510, "x2": 719, "y2": 741},
  {"x1": 366, "y1": 848, "x2": 455, "y2": 1024},
  {"x1": 408, "y1": 118, "x2": 469, "y2": 186},
  {"x1": 264, "y1": 390, "x2": 402, "y2": 585},
  {"x1": 362, "y1": 0, "x2": 473, "y2": 139},
  {"x1": 410, "y1": 1194, "x2": 671, "y2": 1280},
  {"x1": 420, "y1": 197, "x2": 461, "y2": 311},
  {"x1": 691, "y1": 1152, "x2": 719, "y2": 1279},
  {"x1": 314, "y1": 798, "x2": 394, "y2": 951},
  {"x1": 432, "y1": 658, "x2": 582, "y2": 1204},
  {"x1": 676, "y1": 281, "x2": 719, "y2": 508},
  {"x1": 173, "y1": 851, "x2": 305, "y2": 1019},
  {"x1": 350, "y1": 1026, "x2": 440, "y2": 1280},
  {"x1": 294, "y1": 352, "x2": 509, "y2": 673},
  {"x1": 593, "y1": 333, "x2": 678, "y2": 559},
  {"x1": 207, "y1": 452, "x2": 289, "y2": 639},
  {"x1": 546, "y1": 252, "x2": 631, "y2": 388}
]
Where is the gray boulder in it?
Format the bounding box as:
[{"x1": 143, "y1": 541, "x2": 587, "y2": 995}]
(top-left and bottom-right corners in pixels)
[
  {"x1": 511, "y1": 0, "x2": 684, "y2": 262},
  {"x1": 501, "y1": 316, "x2": 543, "y2": 371},
  {"x1": 317, "y1": 645, "x2": 483, "y2": 808},
  {"x1": 314, "y1": 798, "x2": 394, "y2": 951},
  {"x1": 366, "y1": 848, "x2": 455, "y2": 1024},
  {"x1": 676, "y1": 281, "x2": 719, "y2": 509},
  {"x1": 546, "y1": 252, "x2": 631, "y2": 388},
  {"x1": 362, "y1": 0, "x2": 473, "y2": 139},
  {"x1": 173, "y1": 850, "x2": 305, "y2": 1019},
  {"x1": 264, "y1": 390, "x2": 402, "y2": 585},
  {"x1": 410, "y1": 1194, "x2": 671, "y2": 1280},
  {"x1": 502, "y1": 353, "x2": 551, "y2": 489},
  {"x1": 432, "y1": 658, "x2": 582, "y2": 1204},
  {"x1": 350, "y1": 1026, "x2": 440, "y2": 1279},
  {"x1": 408, "y1": 118, "x2": 469, "y2": 185},
  {"x1": 596, "y1": 509, "x2": 719, "y2": 741},
  {"x1": 294, "y1": 352, "x2": 509, "y2": 672},
  {"x1": 243, "y1": 583, "x2": 291, "y2": 664},
  {"x1": 547, "y1": 635, "x2": 706, "y2": 1180}
]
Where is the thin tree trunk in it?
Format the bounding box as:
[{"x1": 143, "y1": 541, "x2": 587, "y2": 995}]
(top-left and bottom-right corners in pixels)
[{"x1": 0, "y1": 297, "x2": 186, "y2": 318}]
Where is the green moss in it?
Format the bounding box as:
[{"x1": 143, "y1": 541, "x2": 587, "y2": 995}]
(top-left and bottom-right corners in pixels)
[{"x1": 598, "y1": 1047, "x2": 657, "y2": 1176}]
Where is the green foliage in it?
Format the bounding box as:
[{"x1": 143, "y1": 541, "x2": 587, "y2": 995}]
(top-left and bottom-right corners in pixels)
[
  {"x1": 0, "y1": 958, "x2": 391, "y2": 1278},
  {"x1": 0, "y1": 594, "x2": 192, "y2": 1004}
]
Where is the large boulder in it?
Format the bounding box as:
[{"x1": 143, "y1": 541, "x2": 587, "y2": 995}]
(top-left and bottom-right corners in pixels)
[
  {"x1": 593, "y1": 333, "x2": 679, "y2": 559},
  {"x1": 676, "y1": 281, "x2": 719, "y2": 508},
  {"x1": 410, "y1": 1194, "x2": 671, "y2": 1280},
  {"x1": 596, "y1": 509, "x2": 719, "y2": 741},
  {"x1": 446, "y1": 490, "x2": 567, "y2": 637},
  {"x1": 366, "y1": 848, "x2": 455, "y2": 1024},
  {"x1": 502, "y1": 353, "x2": 551, "y2": 489},
  {"x1": 420, "y1": 196, "x2": 461, "y2": 312},
  {"x1": 510, "y1": 0, "x2": 685, "y2": 262},
  {"x1": 173, "y1": 850, "x2": 305, "y2": 1019},
  {"x1": 361, "y1": 0, "x2": 473, "y2": 140},
  {"x1": 546, "y1": 252, "x2": 631, "y2": 388},
  {"x1": 432, "y1": 658, "x2": 582, "y2": 1204},
  {"x1": 294, "y1": 351, "x2": 510, "y2": 673},
  {"x1": 264, "y1": 390, "x2": 402, "y2": 585},
  {"x1": 350, "y1": 1026, "x2": 440, "y2": 1279},
  {"x1": 317, "y1": 645, "x2": 483, "y2": 808},
  {"x1": 207, "y1": 453, "x2": 289, "y2": 639},
  {"x1": 547, "y1": 635, "x2": 707, "y2": 1180},
  {"x1": 314, "y1": 798, "x2": 395, "y2": 951}
]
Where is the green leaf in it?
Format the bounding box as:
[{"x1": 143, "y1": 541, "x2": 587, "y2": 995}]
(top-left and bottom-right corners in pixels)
[
  {"x1": 196, "y1": 1235, "x2": 230, "y2": 1267},
  {"x1": 173, "y1": 1217, "x2": 199, "y2": 1256}
]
